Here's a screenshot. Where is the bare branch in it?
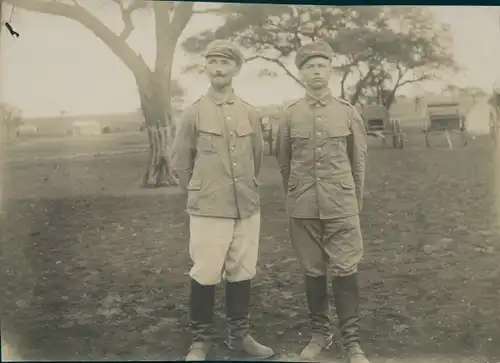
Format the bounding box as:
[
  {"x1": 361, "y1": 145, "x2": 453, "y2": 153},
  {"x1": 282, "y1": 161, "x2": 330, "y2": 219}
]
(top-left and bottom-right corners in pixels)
[
  {"x1": 111, "y1": 0, "x2": 148, "y2": 40},
  {"x1": 245, "y1": 55, "x2": 305, "y2": 88},
  {"x1": 5, "y1": 0, "x2": 151, "y2": 83},
  {"x1": 350, "y1": 65, "x2": 376, "y2": 105},
  {"x1": 398, "y1": 73, "x2": 434, "y2": 88}
]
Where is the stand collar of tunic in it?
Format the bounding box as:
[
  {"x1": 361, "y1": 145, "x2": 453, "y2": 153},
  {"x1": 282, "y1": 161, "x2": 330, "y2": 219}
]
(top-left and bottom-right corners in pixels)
[
  {"x1": 208, "y1": 87, "x2": 237, "y2": 105},
  {"x1": 305, "y1": 89, "x2": 334, "y2": 107}
]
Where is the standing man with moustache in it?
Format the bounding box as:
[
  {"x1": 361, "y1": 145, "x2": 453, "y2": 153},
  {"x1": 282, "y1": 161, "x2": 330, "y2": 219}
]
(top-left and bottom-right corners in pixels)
[
  {"x1": 171, "y1": 39, "x2": 274, "y2": 361},
  {"x1": 275, "y1": 40, "x2": 369, "y2": 363}
]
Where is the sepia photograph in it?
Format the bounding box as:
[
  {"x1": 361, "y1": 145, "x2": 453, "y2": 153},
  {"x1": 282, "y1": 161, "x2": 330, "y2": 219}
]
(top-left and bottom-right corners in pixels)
[{"x1": 1, "y1": 1, "x2": 500, "y2": 362}]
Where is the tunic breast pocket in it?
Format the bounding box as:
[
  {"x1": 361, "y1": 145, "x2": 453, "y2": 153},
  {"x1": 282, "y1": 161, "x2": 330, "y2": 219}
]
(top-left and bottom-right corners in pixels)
[
  {"x1": 197, "y1": 124, "x2": 223, "y2": 155},
  {"x1": 325, "y1": 125, "x2": 351, "y2": 148},
  {"x1": 290, "y1": 128, "x2": 311, "y2": 157},
  {"x1": 233, "y1": 122, "x2": 254, "y2": 155},
  {"x1": 291, "y1": 128, "x2": 311, "y2": 144}
]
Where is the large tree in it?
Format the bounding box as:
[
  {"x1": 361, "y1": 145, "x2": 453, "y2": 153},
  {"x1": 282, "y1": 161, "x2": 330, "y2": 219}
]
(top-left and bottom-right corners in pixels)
[
  {"x1": 183, "y1": 5, "x2": 459, "y2": 110},
  {"x1": 4, "y1": 0, "x2": 196, "y2": 188}
]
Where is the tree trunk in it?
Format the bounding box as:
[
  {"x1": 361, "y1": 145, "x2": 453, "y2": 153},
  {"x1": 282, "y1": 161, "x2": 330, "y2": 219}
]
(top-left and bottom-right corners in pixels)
[{"x1": 138, "y1": 75, "x2": 178, "y2": 189}]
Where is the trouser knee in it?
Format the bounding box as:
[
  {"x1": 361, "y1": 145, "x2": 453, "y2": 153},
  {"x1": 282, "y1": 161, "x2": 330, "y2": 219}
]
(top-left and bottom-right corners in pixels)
[{"x1": 190, "y1": 270, "x2": 222, "y2": 286}]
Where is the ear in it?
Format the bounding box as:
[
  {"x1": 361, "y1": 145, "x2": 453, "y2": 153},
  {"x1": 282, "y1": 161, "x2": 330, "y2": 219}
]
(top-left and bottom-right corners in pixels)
[{"x1": 230, "y1": 61, "x2": 241, "y2": 77}]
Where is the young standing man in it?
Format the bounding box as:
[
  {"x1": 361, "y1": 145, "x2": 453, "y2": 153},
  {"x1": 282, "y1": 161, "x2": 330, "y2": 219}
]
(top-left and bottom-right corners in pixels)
[
  {"x1": 171, "y1": 39, "x2": 274, "y2": 361},
  {"x1": 275, "y1": 40, "x2": 369, "y2": 363}
]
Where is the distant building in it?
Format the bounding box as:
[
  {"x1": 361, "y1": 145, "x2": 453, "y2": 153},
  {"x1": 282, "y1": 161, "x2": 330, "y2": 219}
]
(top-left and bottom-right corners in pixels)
[
  {"x1": 71, "y1": 120, "x2": 101, "y2": 136},
  {"x1": 17, "y1": 124, "x2": 39, "y2": 135}
]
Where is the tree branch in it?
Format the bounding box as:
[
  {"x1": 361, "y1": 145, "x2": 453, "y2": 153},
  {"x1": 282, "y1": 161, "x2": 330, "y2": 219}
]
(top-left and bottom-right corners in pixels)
[
  {"x1": 6, "y1": 0, "x2": 151, "y2": 82},
  {"x1": 383, "y1": 63, "x2": 406, "y2": 109},
  {"x1": 245, "y1": 55, "x2": 305, "y2": 88},
  {"x1": 396, "y1": 62, "x2": 434, "y2": 88},
  {"x1": 154, "y1": 1, "x2": 194, "y2": 73},
  {"x1": 111, "y1": 0, "x2": 148, "y2": 40},
  {"x1": 350, "y1": 64, "x2": 375, "y2": 105},
  {"x1": 335, "y1": 54, "x2": 366, "y2": 100},
  {"x1": 398, "y1": 74, "x2": 434, "y2": 88}
]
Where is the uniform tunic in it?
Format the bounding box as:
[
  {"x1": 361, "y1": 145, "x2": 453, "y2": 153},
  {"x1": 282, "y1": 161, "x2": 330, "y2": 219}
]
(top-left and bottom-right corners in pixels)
[
  {"x1": 276, "y1": 92, "x2": 367, "y2": 220},
  {"x1": 172, "y1": 89, "x2": 264, "y2": 219}
]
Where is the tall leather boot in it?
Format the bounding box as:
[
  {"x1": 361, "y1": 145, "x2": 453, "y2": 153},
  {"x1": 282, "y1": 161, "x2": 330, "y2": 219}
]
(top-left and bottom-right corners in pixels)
[
  {"x1": 332, "y1": 273, "x2": 369, "y2": 363},
  {"x1": 300, "y1": 275, "x2": 333, "y2": 360},
  {"x1": 185, "y1": 279, "x2": 215, "y2": 361},
  {"x1": 225, "y1": 279, "x2": 275, "y2": 359}
]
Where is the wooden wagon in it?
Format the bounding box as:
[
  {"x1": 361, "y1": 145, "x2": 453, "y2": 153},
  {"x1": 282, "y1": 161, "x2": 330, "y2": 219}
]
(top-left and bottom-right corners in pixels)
[
  {"x1": 423, "y1": 97, "x2": 467, "y2": 148},
  {"x1": 358, "y1": 104, "x2": 405, "y2": 149}
]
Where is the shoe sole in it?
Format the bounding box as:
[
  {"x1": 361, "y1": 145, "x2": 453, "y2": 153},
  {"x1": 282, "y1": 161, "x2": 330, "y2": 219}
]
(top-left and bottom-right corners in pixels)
[
  {"x1": 225, "y1": 341, "x2": 276, "y2": 360},
  {"x1": 299, "y1": 339, "x2": 334, "y2": 360}
]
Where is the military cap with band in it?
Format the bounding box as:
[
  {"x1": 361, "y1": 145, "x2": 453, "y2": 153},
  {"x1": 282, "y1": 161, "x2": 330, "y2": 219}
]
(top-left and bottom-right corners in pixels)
[
  {"x1": 295, "y1": 40, "x2": 334, "y2": 69},
  {"x1": 204, "y1": 39, "x2": 244, "y2": 67}
]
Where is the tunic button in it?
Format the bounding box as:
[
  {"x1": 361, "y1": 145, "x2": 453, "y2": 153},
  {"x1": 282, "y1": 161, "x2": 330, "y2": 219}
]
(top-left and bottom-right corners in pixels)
[
  {"x1": 316, "y1": 147, "x2": 321, "y2": 153},
  {"x1": 235, "y1": 178, "x2": 238, "y2": 182},
  {"x1": 316, "y1": 131, "x2": 322, "y2": 136}
]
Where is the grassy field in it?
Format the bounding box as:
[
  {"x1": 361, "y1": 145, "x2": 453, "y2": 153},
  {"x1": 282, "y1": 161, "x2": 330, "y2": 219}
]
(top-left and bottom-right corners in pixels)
[{"x1": 1, "y1": 131, "x2": 500, "y2": 362}]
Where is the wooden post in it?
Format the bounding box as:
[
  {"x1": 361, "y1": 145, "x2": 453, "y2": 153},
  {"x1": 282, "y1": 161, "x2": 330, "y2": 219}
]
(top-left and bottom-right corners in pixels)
[{"x1": 444, "y1": 129, "x2": 453, "y2": 149}]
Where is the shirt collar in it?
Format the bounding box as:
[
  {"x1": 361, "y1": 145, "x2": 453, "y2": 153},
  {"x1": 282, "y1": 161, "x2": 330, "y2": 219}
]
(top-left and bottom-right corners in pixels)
[
  {"x1": 208, "y1": 87, "x2": 237, "y2": 105},
  {"x1": 305, "y1": 90, "x2": 334, "y2": 107}
]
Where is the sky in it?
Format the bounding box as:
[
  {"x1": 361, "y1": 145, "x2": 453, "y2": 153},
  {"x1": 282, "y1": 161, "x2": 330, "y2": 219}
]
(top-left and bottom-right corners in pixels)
[{"x1": 1, "y1": 3, "x2": 500, "y2": 117}]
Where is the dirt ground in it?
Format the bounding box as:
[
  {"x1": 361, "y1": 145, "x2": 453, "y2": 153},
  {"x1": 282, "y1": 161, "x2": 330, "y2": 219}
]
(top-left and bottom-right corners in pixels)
[{"x1": 2, "y1": 132, "x2": 500, "y2": 362}]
